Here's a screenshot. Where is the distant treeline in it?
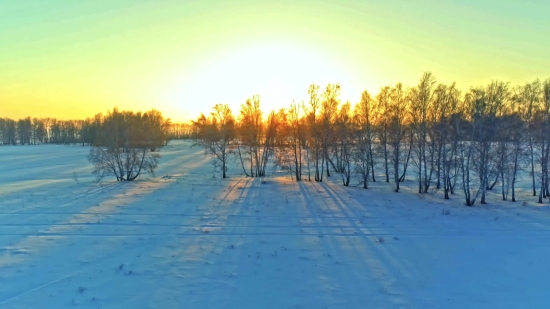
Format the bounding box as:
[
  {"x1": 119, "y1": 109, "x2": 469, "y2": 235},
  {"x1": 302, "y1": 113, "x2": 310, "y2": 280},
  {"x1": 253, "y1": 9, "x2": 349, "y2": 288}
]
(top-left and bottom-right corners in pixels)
[
  {"x1": 193, "y1": 73, "x2": 550, "y2": 206},
  {"x1": 0, "y1": 108, "x2": 195, "y2": 182},
  {"x1": 0, "y1": 111, "x2": 194, "y2": 146}
]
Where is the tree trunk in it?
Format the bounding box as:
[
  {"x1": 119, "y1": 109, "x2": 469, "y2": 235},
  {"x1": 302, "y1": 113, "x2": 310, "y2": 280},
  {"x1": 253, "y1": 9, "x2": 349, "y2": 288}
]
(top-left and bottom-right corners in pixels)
[
  {"x1": 530, "y1": 137, "x2": 537, "y2": 196},
  {"x1": 384, "y1": 140, "x2": 389, "y2": 182},
  {"x1": 399, "y1": 135, "x2": 413, "y2": 182}
]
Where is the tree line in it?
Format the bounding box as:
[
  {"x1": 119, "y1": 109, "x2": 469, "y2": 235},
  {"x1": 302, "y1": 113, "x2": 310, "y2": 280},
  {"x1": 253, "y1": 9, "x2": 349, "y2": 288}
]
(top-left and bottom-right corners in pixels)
[
  {"x1": 1, "y1": 108, "x2": 185, "y2": 182},
  {"x1": 193, "y1": 72, "x2": 550, "y2": 206},
  {"x1": 0, "y1": 114, "x2": 192, "y2": 146}
]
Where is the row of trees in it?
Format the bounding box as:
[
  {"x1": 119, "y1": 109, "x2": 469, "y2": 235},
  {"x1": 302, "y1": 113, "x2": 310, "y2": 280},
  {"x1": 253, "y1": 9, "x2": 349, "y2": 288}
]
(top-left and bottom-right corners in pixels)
[
  {"x1": 1, "y1": 109, "x2": 173, "y2": 181},
  {"x1": 0, "y1": 117, "x2": 80, "y2": 145},
  {"x1": 193, "y1": 73, "x2": 550, "y2": 206},
  {"x1": 167, "y1": 123, "x2": 194, "y2": 140},
  {"x1": 192, "y1": 96, "x2": 280, "y2": 179},
  {"x1": 0, "y1": 112, "x2": 189, "y2": 146}
]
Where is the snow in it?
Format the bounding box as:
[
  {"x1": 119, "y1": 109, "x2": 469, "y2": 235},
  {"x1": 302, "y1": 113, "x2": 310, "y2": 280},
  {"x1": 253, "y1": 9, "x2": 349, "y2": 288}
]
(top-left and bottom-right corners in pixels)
[{"x1": 1, "y1": 140, "x2": 550, "y2": 308}]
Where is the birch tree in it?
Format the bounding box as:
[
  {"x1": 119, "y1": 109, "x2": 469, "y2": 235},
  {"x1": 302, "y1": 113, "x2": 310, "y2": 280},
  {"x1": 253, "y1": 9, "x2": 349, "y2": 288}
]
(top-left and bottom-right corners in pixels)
[{"x1": 193, "y1": 104, "x2": 235, "y2": 178}]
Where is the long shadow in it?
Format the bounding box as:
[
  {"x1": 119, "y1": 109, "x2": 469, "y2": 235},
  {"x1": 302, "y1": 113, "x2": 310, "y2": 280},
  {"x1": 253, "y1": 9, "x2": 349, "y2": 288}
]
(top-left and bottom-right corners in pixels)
[
  {"x1": 115, "y1": 175, "x2": 259, "y2": 308},
  {"x1": 293, "y1": 180, "x2": 402, "y2": 306},
  {"x1": 0, "y1": 151, "x2": 219, "y2": 306},
  {"x1": 315, "y1": 180, "x2": 420, "y2": 306}
]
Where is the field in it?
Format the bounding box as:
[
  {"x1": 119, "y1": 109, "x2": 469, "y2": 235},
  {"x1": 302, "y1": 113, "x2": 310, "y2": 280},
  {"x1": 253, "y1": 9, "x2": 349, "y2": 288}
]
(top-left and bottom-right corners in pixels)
[{"x1": 1, "y1": 140, "x2": 550, "y2": 308}]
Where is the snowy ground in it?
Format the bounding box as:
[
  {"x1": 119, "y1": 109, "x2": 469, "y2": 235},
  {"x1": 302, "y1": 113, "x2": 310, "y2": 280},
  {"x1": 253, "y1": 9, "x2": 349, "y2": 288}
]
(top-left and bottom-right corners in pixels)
[{"x1": 1, "y1": 141, "x2": 550, "y2": 308}]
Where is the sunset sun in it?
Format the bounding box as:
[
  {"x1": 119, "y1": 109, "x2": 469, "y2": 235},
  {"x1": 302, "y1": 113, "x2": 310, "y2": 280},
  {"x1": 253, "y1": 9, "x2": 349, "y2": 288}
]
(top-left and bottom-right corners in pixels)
[{"x1": 166, "y1": 39, "x2": 357, "y2": 116}]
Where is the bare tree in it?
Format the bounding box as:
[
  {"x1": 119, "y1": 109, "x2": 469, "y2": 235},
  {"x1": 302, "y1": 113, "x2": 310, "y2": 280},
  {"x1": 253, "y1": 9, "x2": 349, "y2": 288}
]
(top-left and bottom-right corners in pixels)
[
  {"x1": 285, "y1": 101, "x2": 306, "y2": 180},
  {"x1": 237, "y1": 95, "x2": 261, "y2": 177},
  {"x1": 457, "y1": 82, "x2": 506, "y2": 205},
  {"x1": 535, "y1": 79, "x2": 550, "y2": 203},
  {"x1": 88, "y1": 146, "x2": 159, "y2": 181},
  {"x1": 193, "y1": 104, "x2": 235, "y2": 178},
  {"x1": 17, "y1": 117, "x2": 32, "y2": 145},
  {"x1": 321, "y1": 84, "x2": 345, "y2": 177},
  {"x1": 387, "y1": 83, "x2": 408, "y2": 192},
  {"x1": 494, "y1": 99, "x2": 514, "y2": 200},
  {"x1": 376, "y1": 86, "x2": 392, "y2": 183},
  {"x1": 321, "y1": 84, "x2": 341, "y2": 178},
  {"x1": 256, "y1": 109, "x2": 281, "y2": 177},
  {"x1": 335, "y1": 102, "x2": 353, "y2": 186},
  {"x1": 410, "y1": 72, "x2": 436, "y2": 193},
  {"x1": 303, "y1": 84, "x2": 322, "y2": 181},
  {"x1": 459, "y1": 90, "x2": 481, "y2": 206},
  {"x1": 142, "y1": 109, "x2": 171, "y2": 151},
  {"x1": 87, "y1": 108, "x2": 163, "y2": 181},
  {"x1": 435, "y1": 83, "x2": 461, "y2": 199},
  {"x1": 518, "y1": 80, "x2": 543, "y2": 196},
  {"x1": 353, "y1": 90, "x2": 377, "y2": 188},
  {"x1": 499, "y1": 108, "x2": 526, "y2": 202},
  {"x1": 0, "y1": 118, "x2": 17, "y2": 145}
]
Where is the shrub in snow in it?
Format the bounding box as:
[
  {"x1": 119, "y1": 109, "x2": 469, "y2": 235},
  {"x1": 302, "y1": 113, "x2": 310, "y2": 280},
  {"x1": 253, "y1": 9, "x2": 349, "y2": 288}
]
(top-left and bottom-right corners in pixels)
[{"x1": 87, "y1": 108, "x2": 167, "y2": 181}]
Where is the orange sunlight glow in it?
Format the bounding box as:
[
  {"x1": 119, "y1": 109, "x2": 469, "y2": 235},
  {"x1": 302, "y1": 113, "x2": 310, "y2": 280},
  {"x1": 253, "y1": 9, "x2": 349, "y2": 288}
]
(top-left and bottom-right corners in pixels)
[{"x1": 166, "y1": 40, "x2": 364, "y2": 119}]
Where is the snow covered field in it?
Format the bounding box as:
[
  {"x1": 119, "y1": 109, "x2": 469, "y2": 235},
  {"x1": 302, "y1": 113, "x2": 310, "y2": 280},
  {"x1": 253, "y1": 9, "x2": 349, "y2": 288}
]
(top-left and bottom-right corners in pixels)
[{"x1": 1, "y1": 140, "x2": 550, "y2": 309}]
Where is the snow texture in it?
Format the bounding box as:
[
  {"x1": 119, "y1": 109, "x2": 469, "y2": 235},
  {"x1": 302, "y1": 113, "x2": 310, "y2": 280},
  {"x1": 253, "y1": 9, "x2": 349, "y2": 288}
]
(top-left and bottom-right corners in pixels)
[{"x1": 1, "y1": 140, "x2": 550, "y2": 308}]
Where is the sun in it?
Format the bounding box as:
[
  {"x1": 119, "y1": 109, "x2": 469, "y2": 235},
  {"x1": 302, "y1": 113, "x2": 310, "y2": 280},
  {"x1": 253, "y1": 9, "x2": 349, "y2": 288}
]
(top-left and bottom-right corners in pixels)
[{"x1": 168, "y1": 39, "x2": 356, "y2": 119}]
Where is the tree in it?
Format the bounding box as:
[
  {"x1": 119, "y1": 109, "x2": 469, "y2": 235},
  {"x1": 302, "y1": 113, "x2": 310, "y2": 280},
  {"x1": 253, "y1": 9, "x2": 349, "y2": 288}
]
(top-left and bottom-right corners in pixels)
[
  {"x1": 518, "y1": 80, "x2": 543, "y2": 196},
  {"x1": 353, "y1": 90, "x2": 377, "y2": 188},
  {"x1": 32, "y1": 118, "x2": 47, "y2": 144},
  {"x1": 534, "y1": 79, "x2": 550, "y2": 203},
  {"x1": 435, "y1": 83, "x2": 461, "y2": 199},
  {"x1": 321, "y1": 83, "x2": 341, "y2": 178},
  {"x1": 459, "y1": 90, "x2": 480, "y2": 206},
  {"x1": 142, "y1": 109, "x2": 171, "y2": 151},
  {"x1": 17, "y1": 117, "x2": 32, "y2": 145},
  {"x1": 304, "y1": 84, "x2": 322, "y2": 182},
  {"x1": 497, "y1": 110, "x2": 526, "y2": 202},
  {"x1": 237, "y1": 95, "x2": 265, "y2": 177},
  {"x1": 335, "y1": 102, "x2": 353, "y2": 186},
  {"x1": 285, "y1": 101, "x2": 306, "y2": 181},
  {"x1": 193, "y1": 104, "x2": 235, "y2": 178},
  {"x1": 260, "y1": 110, "x2": 281, "y2": 177},
  {"x1": 410, "y1": 72, "x2": 436, "y2": 193},
  {"x1": 387, "y1": 83, "x2": 409, "y2": 192},
  {"x1": 0, "y1": 118, "x2": 17, "y2": 145},
  {"x1": 376, "y1": 86, "x2": 392, "y2": 183},
  {"x1": 87, "y1": 108, "x2": 164, "y2": 181}
]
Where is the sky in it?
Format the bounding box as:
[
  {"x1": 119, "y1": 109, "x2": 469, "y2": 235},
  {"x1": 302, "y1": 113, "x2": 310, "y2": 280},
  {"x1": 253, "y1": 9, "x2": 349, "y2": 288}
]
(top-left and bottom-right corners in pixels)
[{"x1": 1, "y1": 0, "x2": 549, "y2": 122}]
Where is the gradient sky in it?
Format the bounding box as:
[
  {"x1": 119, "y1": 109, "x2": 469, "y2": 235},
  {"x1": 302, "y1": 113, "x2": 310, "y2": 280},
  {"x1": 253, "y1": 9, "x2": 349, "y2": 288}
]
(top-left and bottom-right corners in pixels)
[{"x1": 1, "y1": 0, "x2": 549, "y2": 122}]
